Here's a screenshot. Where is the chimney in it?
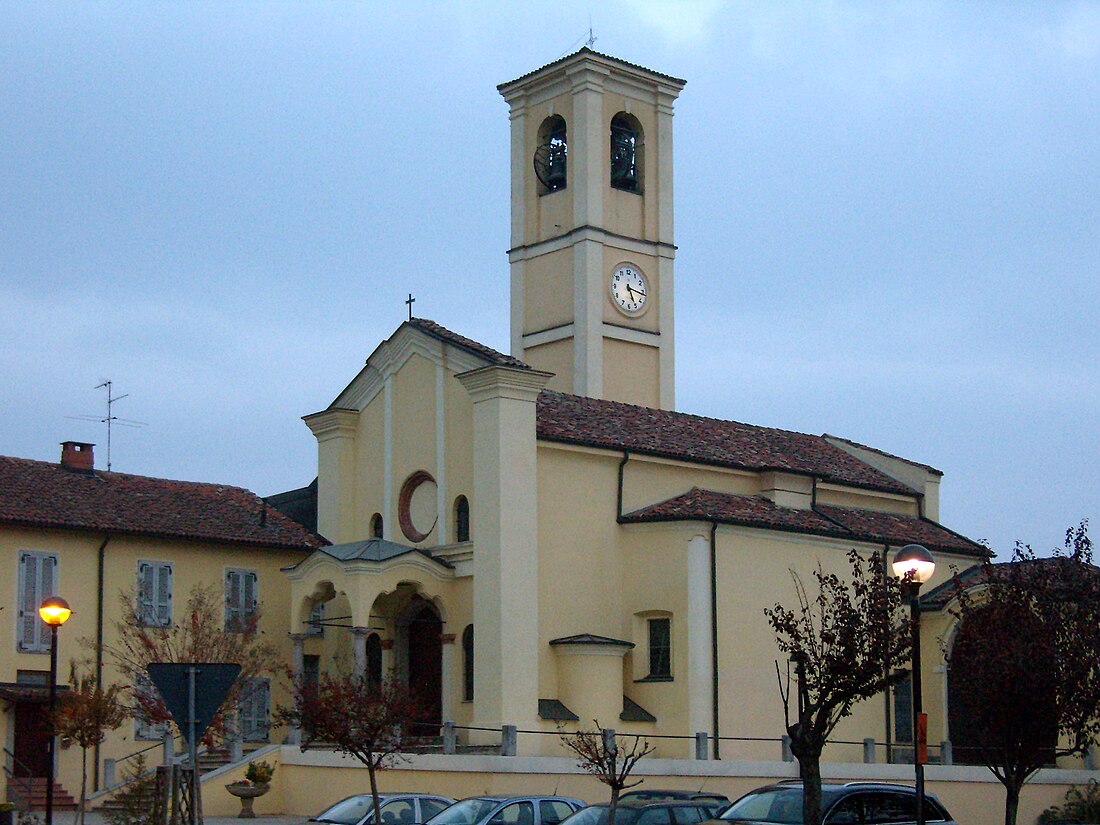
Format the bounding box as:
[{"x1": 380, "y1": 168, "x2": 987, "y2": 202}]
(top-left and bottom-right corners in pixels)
[{"x1": 60, "y1": 441, "x2": 95, "y2": 473}]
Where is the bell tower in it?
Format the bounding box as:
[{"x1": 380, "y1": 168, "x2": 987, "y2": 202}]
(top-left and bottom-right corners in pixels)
[{"x1": 498, "y1": 49, "x2": 685, "y2": 410}]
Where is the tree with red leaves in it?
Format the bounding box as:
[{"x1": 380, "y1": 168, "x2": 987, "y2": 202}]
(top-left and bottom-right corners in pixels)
[
  {"x1": 948, "y1": 522, "x2": 1100, "y2": 825},
  {"x1": 276, "y1": 671, "x2": 427, "y2": 825},
  {"x1": 765, "y1": 550, "x2": 912, "y2": 825},
  {"x1": 100, "y1": 583, "x2": 278, "y2": 743},
  {"x1": 53, "y1": 667, "x2": 130, "y2": 825}
]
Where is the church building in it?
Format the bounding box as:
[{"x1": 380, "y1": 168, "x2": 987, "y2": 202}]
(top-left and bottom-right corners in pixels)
[{"x1": 279, "y1": 48, "x2": 986, "y2": 759}]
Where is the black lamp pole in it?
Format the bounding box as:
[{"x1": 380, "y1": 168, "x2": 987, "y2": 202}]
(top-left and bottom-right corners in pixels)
[
  {"x1": 908, "y1": 581, "x2": 926, "y2": 825},
  {"x1": 46, "y1": 621, "x2": 59, "y2": 825}
]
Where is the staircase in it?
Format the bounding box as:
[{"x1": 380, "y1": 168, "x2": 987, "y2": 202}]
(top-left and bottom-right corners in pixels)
[{"x1": 6, "y1": 777, "x2": 78, "y2": 812}]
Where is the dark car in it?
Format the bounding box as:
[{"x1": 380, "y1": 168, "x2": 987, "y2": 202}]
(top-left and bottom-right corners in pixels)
[
  {"x1": 425, "y1": 796, "x2": 587, "y2": 825},
  {"x1": 312, "y1": 793, "x2": 457, "y2": 825},
  {"x1": 714, "y1": 781, "x2": 957, "y2": 825},
  {"x1": 619, "y1": 792, "x2": 731, "y2": 816},
  {"x1": 562, "y1": 801, "x2": 721, "y2": 825}
]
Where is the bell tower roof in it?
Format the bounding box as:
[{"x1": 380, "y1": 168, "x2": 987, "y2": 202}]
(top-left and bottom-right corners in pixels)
[{"x1": 497, "y1": 46, "x2": 686, "y2": 96}]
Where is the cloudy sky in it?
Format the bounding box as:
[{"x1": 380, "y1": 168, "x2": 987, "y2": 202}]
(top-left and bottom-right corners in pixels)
[{"x1": 3, "y1": 2, "x2": 1097, "y2": 558}]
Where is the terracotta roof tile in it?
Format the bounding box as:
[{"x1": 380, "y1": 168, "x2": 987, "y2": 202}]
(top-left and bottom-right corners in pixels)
[
  {"x1": 622, "y1": 488, "x2": 986, "y2": 557},
  {"x1": 536, "y1": 392, "x2": 916, "y2": 495},
  {"x1": 408, "y1": 318, "x2": 530, "y2": 370},
  {"x1": 0, "y1": 456, "x2": 326, "y2": 551}
]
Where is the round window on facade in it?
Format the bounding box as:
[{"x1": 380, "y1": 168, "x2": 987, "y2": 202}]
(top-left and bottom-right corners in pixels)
[{"x1": 398, "y1": 470, "x2": 438, "y2": 543}]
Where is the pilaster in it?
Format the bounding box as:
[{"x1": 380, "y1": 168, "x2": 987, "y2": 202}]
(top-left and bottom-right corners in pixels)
[
  {"x1": 686, "y1": 532, "x2": 713, "y2": 742},
  {"x1": 303, "y1": 408, "x2": 359, "y2": 542}
]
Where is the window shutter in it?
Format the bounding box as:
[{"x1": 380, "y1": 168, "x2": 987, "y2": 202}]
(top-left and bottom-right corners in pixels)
[
  {"x1": 226, "y1": 570, "x2": 242, "y2": 631},
  {"x1": 239, "y1": 678, "x2": 270, "y2": 742},
  {"x1": 243, "y1": 572, "x2": 257, "y2": 625},
  {"x1": 19, "y1": 553, "x2": 38, "y2": 651},
  {"x1": 138, "y1": 562, "x2": 155, "y2": 625},
  {"x1": 155, "y1": 564, "x2": 172, "y2": 627}
]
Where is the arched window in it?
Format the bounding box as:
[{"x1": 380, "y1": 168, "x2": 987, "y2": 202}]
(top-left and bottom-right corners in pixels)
[
  {"x1": 370, "y1": 512, "x2": 384, "y2": 539},
  {"x1": 454, "y1": 495, "x2": 470, "y2": 543},
  {"x1": 366, "y1": 633, "x2": 383, "y2": 686},
  {"x1": 462, "y1": 624, "x2": 474, "y2": 701},
  {"x1": 534, "y1": 115, "x2": 567, "y2": 194},
  {"x1": 610, "y1": 113, "x2": 643, "y2": 193}
]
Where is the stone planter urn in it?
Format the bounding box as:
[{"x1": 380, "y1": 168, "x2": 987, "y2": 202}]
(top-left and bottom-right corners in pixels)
[{"x1": 226, "y1": 782, "x2": 270, "y2": 818}]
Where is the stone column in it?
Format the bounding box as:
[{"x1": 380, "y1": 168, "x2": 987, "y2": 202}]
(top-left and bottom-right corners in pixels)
[
  {"x1": 440, "y1": 633, "x2": 456, "y2": 728},
  {"x1": 457, "y1": 365, "x2": 553, "y2": 750},
  {"x1": 351, "y1": 627, "x2": 370, "y2": 676},
  {"x1": 287, "y1": 633, "x2": 309, "y2": 745}
]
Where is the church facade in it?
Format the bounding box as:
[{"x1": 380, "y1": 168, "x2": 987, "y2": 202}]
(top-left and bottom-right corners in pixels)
[{"x1": 281, "y1": 49, "x2": 987, "y2": 760}]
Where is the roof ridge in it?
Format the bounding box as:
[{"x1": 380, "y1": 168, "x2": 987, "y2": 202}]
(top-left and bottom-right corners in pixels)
[{"x1": 0, "y1": 454, "x2": 258, "y2": 492}]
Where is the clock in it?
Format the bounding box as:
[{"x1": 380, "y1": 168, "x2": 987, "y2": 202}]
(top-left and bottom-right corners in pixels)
[{"x1": 610, "y1": 265, "x2": 648, "y2": 315}]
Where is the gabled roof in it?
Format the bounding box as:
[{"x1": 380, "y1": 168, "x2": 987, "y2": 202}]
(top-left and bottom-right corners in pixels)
[
  {"x1": 0, "y1": 456, "x2": 325, "y2": 551},
  {"x1": 497, "y1": 46, "x2": 686, "y2": 92},
  {"x1": 536, "y1": 392, "x2": 918, "y2": 496},
  {"x1": 621, "y1": 487, "x2": 987, "y2": 557},
  {"x1": 308, "y1": 536, "x2": 451, "y2": 568},
  {"x1": 407, "y1": 318, "x2": 529, "y2": 369}
]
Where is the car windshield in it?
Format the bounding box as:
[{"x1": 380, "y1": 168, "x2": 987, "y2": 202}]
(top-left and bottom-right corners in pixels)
[
  {"x1": 426, "y1": 799, "x2": 501, "y2": 825},
  {"x1": 720, "y1": 789, "x2": 804, "y2": 824},
  {"x1": 562, "y1": 808, "x2": 639, "y2": 825},
  {"x1": 315, "y1": 796, "x2": 376, "y2": 825}
]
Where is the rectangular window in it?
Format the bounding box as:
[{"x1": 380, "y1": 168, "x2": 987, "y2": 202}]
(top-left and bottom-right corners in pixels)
[
  {"x1": 224, "y1": 568, "x2": 258, "y2": 633},
  {"x1": 238, "y1": 677, "x2": 270, "y2": 742},
  {"x1": 303, "y1": 655, "x2": 320, "y2": 689},
  {"x1": 134, "y1": 674, "x2": 167, "y2": 740},
  {"x1": 137, "y1": 561, "x2": 173, "y2": 627},
  {"x1": 648, "y1": 617, "x2": 672, "y2": 678},
  {"x1": 893, "y1": 670, "x2": 913, "y2": 744},
  {"x1": 18, "y1": 551, "x2": 58, "y2": 652},
  {"x1": 305, "y1": 601, "x2": 324, "y2": 636}
]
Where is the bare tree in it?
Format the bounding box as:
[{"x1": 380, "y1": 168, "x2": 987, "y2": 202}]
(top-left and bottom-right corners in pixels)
[
  {"x1": 559, "y1": 722, "x2": 653, "y2": 825},
  {"x1": 275, "y1": 671, "x2": 426, "y2": 825},
  {"x1": 948, "y1": 522, "x2": 1100, "y2": 825},
  {"x1": 765, "y1": 550, "x2": 911, "y2": 825}
]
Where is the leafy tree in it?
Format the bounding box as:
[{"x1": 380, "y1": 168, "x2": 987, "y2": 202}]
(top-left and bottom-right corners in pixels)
[
  {"x1": 275, "y1": 670, "x2": 426, "y2": 825},
  {"x1": 765, "y1": 550, "x2": 911, "y2": 825},
  {"x1": 53, "y1": 666, "x2": 130, "y2": 825},
  {"x1": 558, "y1": 723, "x2": 653, "y2": 825},
  {"x1": 947, "y1": 522, "x2": 1100, "y2": 825},
  {"x1": 100, "y1": 583, "x2": 278, "y2": 742}
]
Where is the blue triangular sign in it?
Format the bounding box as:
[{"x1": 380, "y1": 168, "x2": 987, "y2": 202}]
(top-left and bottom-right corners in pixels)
[{"x1": 147, "y1": 662, "x2": 242, "y2": 745}]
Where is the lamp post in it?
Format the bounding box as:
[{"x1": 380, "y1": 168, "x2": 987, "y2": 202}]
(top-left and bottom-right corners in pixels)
[
  {"x1": 892, "y1": 544, "x2": 935, "y2": 825},
  {"x1": 38, "y1": 596, "x2": 72, "y2": 825}
]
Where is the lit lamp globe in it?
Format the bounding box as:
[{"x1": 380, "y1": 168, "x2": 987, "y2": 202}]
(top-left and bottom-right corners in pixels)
[
  {"x1": 892, "y1": 544, "x2": 936, "y2": 586},
  {"x1": 38, "y1": 596, "x2": 72, "y2": 627}
]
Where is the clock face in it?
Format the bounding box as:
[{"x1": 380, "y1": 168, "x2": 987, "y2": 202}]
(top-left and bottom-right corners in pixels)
[{"x1": 610, "y1": 265, "x2": 648, "y2": 315}]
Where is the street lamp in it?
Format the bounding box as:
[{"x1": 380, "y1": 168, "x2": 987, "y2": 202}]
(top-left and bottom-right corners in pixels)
[
  {"x1": 892, "y1": 544, "x2": 935, "y2": 825},
  {"x1": 39, "y1": 596, "x2": 71, "y2": 825}
]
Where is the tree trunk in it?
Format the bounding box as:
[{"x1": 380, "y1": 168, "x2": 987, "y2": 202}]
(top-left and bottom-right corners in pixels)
[
  {"x1": 1004, "y1": 783, "x2": 1020, "y2": 825},
  {"x1": 798, "y1": 754, "x2": 823, "y2": 825},
  {"x1": 368, "y1": 762, "x2": 382, "y2": 825},
  {"x1": 77, "y1": 746, "x2": 88, "y2": 825},
  {"x1": 607, "y1": 786, "x2": 619, "y2": 825}
]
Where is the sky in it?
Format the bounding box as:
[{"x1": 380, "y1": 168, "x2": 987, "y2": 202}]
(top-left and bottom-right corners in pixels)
[{"x1": 2, "y1": 2, "x2": 1097, "y2": 559}]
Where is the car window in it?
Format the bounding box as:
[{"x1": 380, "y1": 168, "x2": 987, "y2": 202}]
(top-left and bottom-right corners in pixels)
[
  {"x1": 823, "y1": 796, "x2": 860, "y2": 825},
  {"x1": 427, "y1": 799, "x2": 499, "y2": 825},
  {"x1": 316, "y1": 796, "x2": 375, "y2": 825},
  {"x1": 860, "y1": 792, "x2": 916, "y2": 824},
  {"x1": 721, "y1": 789, "x2": 802, "y2": 824},
  {"x1": 420, "y1": 800, "x2": 451, "y2": 822},
  {"x1": 540, "y1": 801, "x2": 574, "y2": 825},
  {"x1": 488, "y1": 802, "x2": 535, "y2": 825},
  {"x1": 671, "y1": 806, "x2": 708, "y2": 825},
  {"x1": 381, "y1": 801, "x2": 416, "y2": 825},
  {"x1": 635, "y1": 809, "x2": 673, "y2": 825}
]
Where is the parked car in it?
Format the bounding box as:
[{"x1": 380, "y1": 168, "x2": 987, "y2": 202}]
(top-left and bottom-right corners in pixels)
[
  {"x1": 712, "y1": 781, "x2": 956, "y2": 825},
  {"x1": 425, "y1": 796, "x2": 587, "y2": 825},
  {"x1": 562, "y1": 800, "x2": 723, "y2": 825},
  {"x1": 618, "y1": 791, "x2": 731, "y2": 815},
  {"x1": 312, "y1": 793, "x2": 457, "y2": 825}
]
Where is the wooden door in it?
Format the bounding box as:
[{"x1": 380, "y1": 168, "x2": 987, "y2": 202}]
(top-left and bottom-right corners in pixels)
[
  {"x1": 407, "y1": 606, "x2": 442, "y2": 728},
  {"x1": 13, "y1": 701, "x2": 50, "y2": 777}
]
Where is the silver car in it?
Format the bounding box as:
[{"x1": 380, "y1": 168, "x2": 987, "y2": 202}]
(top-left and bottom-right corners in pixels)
[
  {"x1": 312, "y1": 793, "x2": 457, "y2": 825},
  {"x1": 425, "y1": 796, "x2": 587, "y2": 825},
  {"x1": 716, "y1": 782, "x2": 956, "y2": 825}
]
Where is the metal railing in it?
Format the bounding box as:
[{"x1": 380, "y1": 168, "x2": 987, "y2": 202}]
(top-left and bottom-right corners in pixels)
[{"x1": 2, "y1": 747, "x2": 39, "y2": 811}]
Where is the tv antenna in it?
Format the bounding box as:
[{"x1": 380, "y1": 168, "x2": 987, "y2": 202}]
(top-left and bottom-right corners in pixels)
[{"x1": 66, "y1": 380, "x2": 146, "y2": 471}]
